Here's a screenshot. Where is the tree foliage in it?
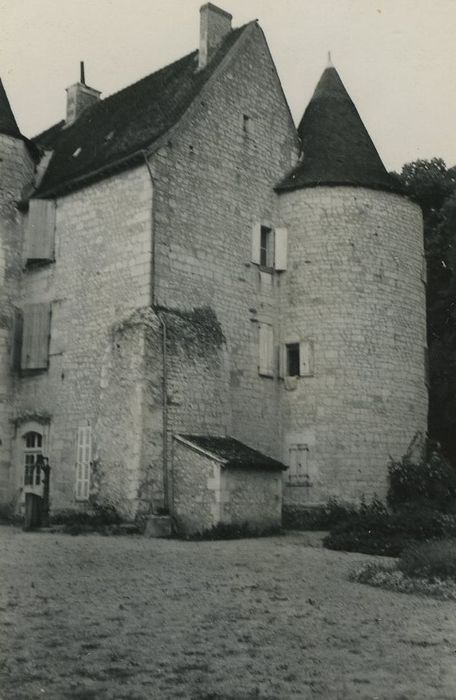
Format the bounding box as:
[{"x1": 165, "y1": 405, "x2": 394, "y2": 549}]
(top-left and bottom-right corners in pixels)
[{"x1": 395, "y1": 158, "x2": 456, "y2": 464}]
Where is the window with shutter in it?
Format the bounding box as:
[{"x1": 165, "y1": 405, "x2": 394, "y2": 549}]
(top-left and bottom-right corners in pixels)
[
  {"x1": 21, "y1": 303, "x2": 51, "y2": 371},
  {"x1": 25, "y1": 199, "x2": 56, "y2": 264},
  {"x1": 76, "y1": 426, "x2": 92, "y2": 501},
  {"x1": 258, "y1": 322, "x2": 274, "y2": 376}
]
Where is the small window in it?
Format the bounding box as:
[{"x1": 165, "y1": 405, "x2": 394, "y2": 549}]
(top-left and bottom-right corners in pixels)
[
  {"x1": 287, "y1": 444, "x2": 310, "y2": 485},
  {"x1": 286, "y1": 343, "x2": 300, "y2": 377},
  {"x1": 242, "y1": 114, "x2": 253, "y2": 135},
  {"x1": 260, "y1": 226, "x2": 273, "y2": 268},
  {"x1": 76, "y1": 426, "x2": 92, "y2": 501}
]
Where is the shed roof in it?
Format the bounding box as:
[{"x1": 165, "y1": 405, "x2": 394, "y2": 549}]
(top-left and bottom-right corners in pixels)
[
  {"x1": 177, "y1": 435, "x2": 287, "y2": 471},
  {"x1": 33, "y1": 23, "x2": 250, "y2": 198},
  {"x1": 276, "y1": 65, "x2": 402, "y2": 194}
]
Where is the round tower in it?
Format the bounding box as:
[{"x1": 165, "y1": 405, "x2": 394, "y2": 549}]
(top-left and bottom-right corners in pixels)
[
  {"x1": 277, "y1": 65, "x2": 427, "y2": 505},
  {"x1": 0, "y1": 78, "x2": 36, "y2": 508}
]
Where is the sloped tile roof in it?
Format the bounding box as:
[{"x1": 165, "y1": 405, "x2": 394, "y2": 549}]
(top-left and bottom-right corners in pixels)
[
  {"x1": 33, "y1": 24, "x2": 249, "y2": 197},
  {"x1": 0, "y1": 78, "x2": 21, "y2": 138},
  {"x1": 276, "y1": 66, "x2": 402, "y2": 194},
  {"x1": 178, "y1": 435, "x2": 286, "y2": 471}
]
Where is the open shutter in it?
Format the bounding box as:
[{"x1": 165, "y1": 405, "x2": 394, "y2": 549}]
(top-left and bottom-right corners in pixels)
[
  {"x1": 274, "y1": 227, "x2": 288, "y2": 271},
  {"x1": 299, "y1": 340, "x2": 314, "y2": 377},
  {"x1": 21, "y1": 303, "x2": 51, "y2": 370},
  {"x1": 76, "y1": 426, "x2": 92, "y2": 500},
  {"x1": 10, "y1": 308, "x2": 23, "y2": 371},
  {"x1": 251, "y1": 221, "x2": 261, "y2": 265},
  {"x1": 278, "y1": 344, "x2": 286, "y2": 378},
  {"x1": 25, "y1": 200, "x2": 56, "y2": 262}
]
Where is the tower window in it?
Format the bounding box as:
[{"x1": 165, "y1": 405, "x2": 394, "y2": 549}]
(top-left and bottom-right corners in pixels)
[
  {"x1": 260, "y1": 226, "x2": 273, "y2": 268},
  {"x1": 242, "y1": 114, "x2": 253, "y2": 135},
  {"x1": 286, "y1": 343, "x2": 300, "y2": 377}
]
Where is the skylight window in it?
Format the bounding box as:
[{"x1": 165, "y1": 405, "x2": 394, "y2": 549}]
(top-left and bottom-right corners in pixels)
[
  {"x1": 72, "y1": 147, "x2": 82, "y2": 158},
  {"x1": 104, "y1": 131, "x2": 115, "y2": 142}
]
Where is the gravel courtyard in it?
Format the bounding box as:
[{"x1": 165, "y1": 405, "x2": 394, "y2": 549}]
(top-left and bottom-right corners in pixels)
[{"x1": 1, "y1": 526, "x2": 456, "y2": 700}]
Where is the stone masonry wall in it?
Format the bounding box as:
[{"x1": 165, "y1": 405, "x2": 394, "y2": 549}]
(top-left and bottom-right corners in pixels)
[
  {"x1": 221, "y1": 467, "x2": 282, "y2": 529},
  {"x1": 150, "y1": 23, "x2": 299, "y2": 460},
  {"x1": 13, "y1": 166, "x2": 154, "y2": 514},
  {"x1": 278, "y1": 186, "x2": 428, "y2": 504},
  {"x1": 172, "y1": 437, "x2": 221, "y2": 534},
  {"x1": 0, "y1": 135, "x2": 35, "y2": 507}
]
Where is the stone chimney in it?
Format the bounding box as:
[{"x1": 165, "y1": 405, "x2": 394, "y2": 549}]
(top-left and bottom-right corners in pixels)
[
  {"x1": 198, "y1": 3, "x2": 232, "y2": 70},
  {"x1": 65, "y1": 62, "x2": 101, "y2": 125}
]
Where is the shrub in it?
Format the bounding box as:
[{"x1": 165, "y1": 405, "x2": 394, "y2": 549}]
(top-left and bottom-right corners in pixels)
[
  {"x1": 282, "y1": 499, "x2": 356, "y2": 531},
  {"x1": 387, "y1": 449, "x2": 456, "y2": 513},
  {"x1": 323, "y1": 500, "x2": 456, "y2": 557},
  {"x1": 398, "y1": 539, "x2": 456, "y2": 581},
  {"x1": 50, "y1": 503, "x2": 122, "y2": 534},
  {"x1": 178, "y1": 521, "x2": 282, "y2": 541}
]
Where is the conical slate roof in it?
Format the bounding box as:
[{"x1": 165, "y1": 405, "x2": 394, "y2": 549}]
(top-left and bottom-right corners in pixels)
[
  {"x1": 0, "y1": 78, "x2": 21, "y2": 138},
  {"x1": 277, "y1": 66, "x2": 401, "y2": 193}
]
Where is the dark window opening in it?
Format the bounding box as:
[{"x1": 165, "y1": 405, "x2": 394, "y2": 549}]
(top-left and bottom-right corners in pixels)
[
  {"x1": 260, "y1": 226, "x2": 272, "y2": 268},
  {"x1": 286, "y1": 343, "x2": 300, "y2": 377},
  {"x1": 242, "y1": 114, "x2": 252, "y2": 134}
]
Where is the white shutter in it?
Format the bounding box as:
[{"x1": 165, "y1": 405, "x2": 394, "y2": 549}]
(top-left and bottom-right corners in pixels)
[
  {"x1": 274, "y1": 227, "x2": 288, "y2": 271},
  {"x1": 299, "y1": 340, "x2": 314, "y2": 377},
  {"x1": 76, "y1": 426, "x2": 92, "y2": 501},
  {"x1": 251, "y1": 221, "x2": 261, "y2": 265},
  {"x1": 21, "y1": 303, "x2": 51, "y2": 370},
  {"x1": 258, "y1": 323, "x2": 273, "y2": 375},
  {"x1": 25, "y1": 200, "x2": 56, "y2": 262}
]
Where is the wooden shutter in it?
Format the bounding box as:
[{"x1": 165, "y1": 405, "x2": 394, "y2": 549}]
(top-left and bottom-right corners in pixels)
[
  {"x1": 299, "y1": 340, "x2": 314, "y2": 377},
  {"x1": 76, "y1": 426, "x2": 92, "y2": 501},
  {"x1": 258, "y1": 323, "x2": 273, "y2": 375},
  {"x1": 274, "y1": 227, "x2": 288, "y2": 271},
  {"x1": 21, "y1": 303, "x2": 51, "y2": 370},
  {"x1": 10, "y1": 308, "x2": 23, "y2": 371},
  {"x1": 25, "y1": 200, "x2": 56, "y2": 262},
  {"x1": 251, "y1": 221, "x2": 261, "y2": 265}
]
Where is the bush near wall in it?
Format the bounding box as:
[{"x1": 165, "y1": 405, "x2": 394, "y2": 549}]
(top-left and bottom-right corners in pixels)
[{"x1": 323, "y1": 448, "x2": 456, "y2": 556}]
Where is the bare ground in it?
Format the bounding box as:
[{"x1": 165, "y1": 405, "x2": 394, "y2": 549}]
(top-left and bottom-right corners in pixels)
[{"x1": 1, "y1": 526, "x2": 456, "y2": 700}]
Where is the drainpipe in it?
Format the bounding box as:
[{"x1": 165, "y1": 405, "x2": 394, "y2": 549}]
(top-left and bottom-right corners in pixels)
[{"x1": 142, "y1": 151, "x2": 170, "y2": 515}]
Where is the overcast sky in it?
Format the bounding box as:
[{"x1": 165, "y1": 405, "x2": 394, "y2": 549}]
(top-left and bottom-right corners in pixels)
[{"x1": 1, "y1": 0, "x2": 455, "y2": 172}]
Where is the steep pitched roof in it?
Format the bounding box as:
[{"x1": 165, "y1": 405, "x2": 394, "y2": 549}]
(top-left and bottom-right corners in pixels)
[
  {"x1": 33, "y1": 24, "x2": 250, "y2": 198},
  {"x1": 276, "y1": 66, "x2": 401, "y2": 194},
  {"x1": 177, "y1": 435, "x2": 287, "y2": 471},
  {"x1": 0, "y1": 78, "x2": 21, "y2": 138}
]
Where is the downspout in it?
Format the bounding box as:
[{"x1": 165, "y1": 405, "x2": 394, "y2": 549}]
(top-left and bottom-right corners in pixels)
[{"x1": 142, "y1": 151, "x2": 170, "y2": 514}]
